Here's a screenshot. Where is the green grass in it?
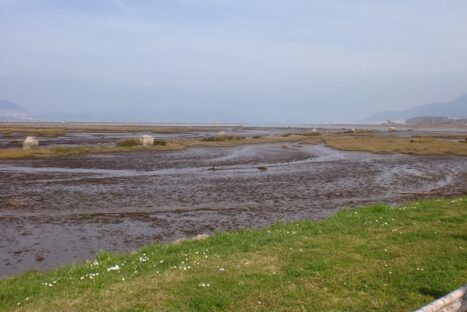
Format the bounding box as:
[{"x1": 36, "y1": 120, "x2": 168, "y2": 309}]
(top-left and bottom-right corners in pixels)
[
  {"x1": 1, "y1": 197, "x2": 466, "y2": 311},
  {"x1": 282, "y1": 132, "x2": 321, "y2": 137},
  {"x1": 153, "y1": 139, "x2": 167, "y2": 146},
  {"x1": 116, "y1": 139, "x2": 141, "y2": 148},
  {"x1": 200, "y1": 135, "x2": 245, "y2": 142},
  {"x1": 49, "y1": 147, "x2": 88, "y2": 156}
]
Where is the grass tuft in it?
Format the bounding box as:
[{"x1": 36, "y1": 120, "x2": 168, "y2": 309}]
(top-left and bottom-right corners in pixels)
[
  {"x1": 50, "y1": 147, "x2": 88, "y2": 156},
  {"x1": 201, "y1": 135, "x2": 245, "y2": 142},
  {"x1": 116, "y1": 139, "x2": 141, "y2": 148},
  {"x1": 153, "y1": 139, "x2": 167, "y2": 146}
]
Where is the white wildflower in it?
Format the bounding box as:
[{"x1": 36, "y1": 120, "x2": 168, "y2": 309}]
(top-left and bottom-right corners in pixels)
[{"x1": 107, "y1": 264, "x2": 121, "y2": 272}]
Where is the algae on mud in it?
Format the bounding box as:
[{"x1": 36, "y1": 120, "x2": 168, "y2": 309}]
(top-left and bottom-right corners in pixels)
[
  {"x1": 0, "y1": 197, "x2": 466, "y2": 312},
  {"x1": 1, "y1": 143, "x2": 467, "y2": 277}
]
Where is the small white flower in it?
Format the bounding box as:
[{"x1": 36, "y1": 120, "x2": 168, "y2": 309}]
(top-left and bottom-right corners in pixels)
[{"x1": 107, "y1": 265, "x2": 121, "y2": 272}]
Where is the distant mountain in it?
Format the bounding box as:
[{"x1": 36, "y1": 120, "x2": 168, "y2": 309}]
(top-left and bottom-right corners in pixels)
[
  {"x1": 0, "y1": 100, "x2": 34, "y2": 121},
  {"x1": 366, "y1": 92, "x2": 467, "y2": 122},
  {"x1": 39, "y1": 108, "x2": 261, "y2": 124}
]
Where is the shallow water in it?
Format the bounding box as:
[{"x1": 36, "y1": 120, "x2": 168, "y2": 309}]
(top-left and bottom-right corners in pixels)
[{"x1": 1, "y1": 143, "x2": 466, "y2": 276}]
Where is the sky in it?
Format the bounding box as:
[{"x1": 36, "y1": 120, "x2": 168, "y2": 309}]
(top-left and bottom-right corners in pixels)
[{"x1": 0, "y1": 0, "x2": 467, "y2": 123}]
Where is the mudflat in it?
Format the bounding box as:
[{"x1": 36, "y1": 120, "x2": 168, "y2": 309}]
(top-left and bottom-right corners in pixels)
[{"x1": 1, "y1": 143, "x2": 466, "y2": 277}]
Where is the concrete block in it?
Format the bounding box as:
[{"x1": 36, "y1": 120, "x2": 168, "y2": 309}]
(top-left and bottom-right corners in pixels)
[
  {"x1": 23, "y1": 136, "x2": 39, "y2": 150},
  {"x1": 139, "y1": 135, "x2": 154, "y2": 146}
]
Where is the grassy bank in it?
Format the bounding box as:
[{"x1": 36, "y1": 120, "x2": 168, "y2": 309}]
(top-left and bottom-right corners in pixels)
[
  {"x1": 1, "y1": 197, "x2": 466, "y2": 311},
  {"x1": 321, "y1": 135, "x2": 467, "y2": 156}
]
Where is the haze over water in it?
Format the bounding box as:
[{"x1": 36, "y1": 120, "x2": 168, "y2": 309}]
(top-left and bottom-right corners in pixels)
[{"x1": 1, "y1": 1, "x2": 467, "y2": 122}]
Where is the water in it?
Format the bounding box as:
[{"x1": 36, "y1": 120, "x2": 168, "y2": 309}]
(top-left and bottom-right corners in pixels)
[{"x1": 1, "y1": 143, "x2": 466, "y2": 276}]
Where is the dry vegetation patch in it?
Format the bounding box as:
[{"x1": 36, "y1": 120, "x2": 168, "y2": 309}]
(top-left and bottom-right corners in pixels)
[
  {"x1": 320, "y1": 134, "x2": 467, "y2": 156},
  {"x1": 0, "y1": 126, "x2": 66, "y2": 137}
]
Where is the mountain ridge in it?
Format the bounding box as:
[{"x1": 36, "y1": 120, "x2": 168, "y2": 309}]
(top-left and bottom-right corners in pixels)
[
  {"x1": 0, "y1": 100, "x2": 34, "y2": 121},
  {"x1": 366, "y1": 93, "x2": 467, "y2": 122}
]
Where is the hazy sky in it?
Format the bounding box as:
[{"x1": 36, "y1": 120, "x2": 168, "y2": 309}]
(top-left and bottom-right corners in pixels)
[{"x1": 1, "y1": 0, "x2": 467, "y2": 122}]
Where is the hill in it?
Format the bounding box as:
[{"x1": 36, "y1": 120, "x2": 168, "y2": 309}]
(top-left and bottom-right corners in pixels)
[
  {"x1": 0, "y1": 100, "x2": 33, "y2": 121},
  {"x1": 366, "y1": 92, "x2": 467, "y2": 122}
]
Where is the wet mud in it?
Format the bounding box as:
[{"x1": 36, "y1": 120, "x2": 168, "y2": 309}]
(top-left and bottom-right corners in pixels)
[
  {"x1": 0, "y1": 127, "x2": 297, "y2": 148},
  {"x1": 1, "y1": 143, "x2": 467, "y2": 276}
]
